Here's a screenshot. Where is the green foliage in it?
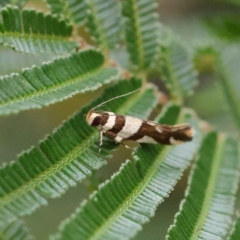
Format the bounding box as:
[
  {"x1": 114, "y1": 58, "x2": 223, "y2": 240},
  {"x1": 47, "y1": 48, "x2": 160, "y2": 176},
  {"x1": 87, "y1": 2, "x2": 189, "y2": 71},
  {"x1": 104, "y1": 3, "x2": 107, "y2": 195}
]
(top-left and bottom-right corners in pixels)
[
  {"x1": 46, "y1": 0, "x2": 87, "y2": 26},
  {"x1": 0, "y1": 6, "x2": 78, "y2": 54},
  {"x1": 51, "y1": 104, "x2": 201, "y2": 240},
  {"x1": 0, "y1": 220, "x2": 33, "y2": 240},
  {"x1": 0, "y1": 79, "x2": 158, "y2": 225},
  {"x1": 229, "y1": 217, "x2": 240, "y2": 240},
  {"x1": 85, "y1": 0, "x2": 122, "y2": 52},
  {"x1": 167, "y1": 132, "x2": 240, "y2": 239},
  {"x1": 122, "y1": 0, "x2": 159, "y2": 69},
  {"x1": 47, "y1": 0, "x2": 122, "y2": 53},
  {"x1": 158, "y1": 29, "x2": 198, "y2": 102},
  {"x1": 0, "y1": 49, "x2": 118, "y2": 115},
  {"x1": 0, "y1": 0, "x2": 239, "y2": 239}
]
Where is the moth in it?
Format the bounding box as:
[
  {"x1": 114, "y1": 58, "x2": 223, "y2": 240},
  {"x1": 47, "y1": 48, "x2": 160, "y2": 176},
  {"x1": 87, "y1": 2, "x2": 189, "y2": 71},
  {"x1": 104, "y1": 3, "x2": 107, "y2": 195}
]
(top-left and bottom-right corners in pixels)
[{"x1": 86, "y1": 90, "x2": 194, "y2": 149}]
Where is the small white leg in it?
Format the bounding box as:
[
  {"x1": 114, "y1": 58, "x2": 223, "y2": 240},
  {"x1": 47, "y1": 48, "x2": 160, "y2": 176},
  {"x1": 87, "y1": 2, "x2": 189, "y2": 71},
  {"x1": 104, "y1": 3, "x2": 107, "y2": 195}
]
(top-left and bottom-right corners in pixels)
[
  {"x1": 99, "y1": 130, "x2": 103, "y2": 152},
  {"x1": 121, "y1": 142, "x2": 134, "y2": 150}
]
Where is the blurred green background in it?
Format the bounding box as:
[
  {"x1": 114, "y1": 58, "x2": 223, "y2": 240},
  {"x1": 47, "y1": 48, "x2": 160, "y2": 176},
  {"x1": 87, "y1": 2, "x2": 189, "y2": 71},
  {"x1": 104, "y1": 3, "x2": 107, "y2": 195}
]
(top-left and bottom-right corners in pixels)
[{"x1": 0, "y1": 0, "x2": 240, "y2": 239}]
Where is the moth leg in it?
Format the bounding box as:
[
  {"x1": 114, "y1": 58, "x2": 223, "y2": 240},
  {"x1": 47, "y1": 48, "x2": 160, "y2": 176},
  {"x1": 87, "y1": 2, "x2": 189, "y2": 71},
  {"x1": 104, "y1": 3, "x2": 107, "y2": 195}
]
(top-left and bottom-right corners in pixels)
[
  {"x1": 121, "y1": 141, "x2": 134, "y2": 150},
  {"x1": 98, "y1": 130, "x2": 104, "y2": 152}
]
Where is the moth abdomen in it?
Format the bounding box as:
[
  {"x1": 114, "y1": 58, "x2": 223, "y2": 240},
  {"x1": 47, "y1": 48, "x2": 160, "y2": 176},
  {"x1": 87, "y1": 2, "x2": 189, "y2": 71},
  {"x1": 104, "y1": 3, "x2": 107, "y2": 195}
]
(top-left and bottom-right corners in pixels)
[{"x1": 168, "y1": 124, "x2": 194, "y2": 145}]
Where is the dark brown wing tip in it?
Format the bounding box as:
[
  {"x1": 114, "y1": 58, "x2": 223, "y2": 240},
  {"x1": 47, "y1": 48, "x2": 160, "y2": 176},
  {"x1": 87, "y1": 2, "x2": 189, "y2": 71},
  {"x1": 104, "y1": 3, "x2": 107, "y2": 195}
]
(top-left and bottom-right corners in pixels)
[{"x1": 170, "y1": 124, "x2": 195, "y2": 145}]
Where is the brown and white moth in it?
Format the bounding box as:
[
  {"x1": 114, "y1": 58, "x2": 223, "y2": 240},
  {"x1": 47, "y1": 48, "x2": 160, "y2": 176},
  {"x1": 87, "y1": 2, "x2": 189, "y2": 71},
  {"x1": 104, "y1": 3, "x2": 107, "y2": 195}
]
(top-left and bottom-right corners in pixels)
[{"x1": 86, "y1": 90, "x2": 194, "y2": 149}]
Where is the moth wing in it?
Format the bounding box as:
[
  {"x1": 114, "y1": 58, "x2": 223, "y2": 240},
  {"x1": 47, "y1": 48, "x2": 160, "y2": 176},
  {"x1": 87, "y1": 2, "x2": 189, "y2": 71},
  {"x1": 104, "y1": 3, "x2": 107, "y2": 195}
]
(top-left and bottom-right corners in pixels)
[{"x1": 155, "y1": 124, "x2": 172, "y2": 133}]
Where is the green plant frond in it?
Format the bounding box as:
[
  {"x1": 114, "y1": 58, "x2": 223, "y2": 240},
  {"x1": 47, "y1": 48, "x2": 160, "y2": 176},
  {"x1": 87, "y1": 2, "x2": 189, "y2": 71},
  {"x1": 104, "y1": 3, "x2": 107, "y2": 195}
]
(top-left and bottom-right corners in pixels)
[
  {"x1": 229, "y1": 216, "x2": 240, "y2": 240},
  {"x1": 122, "y1": 0, "x2": 159, "y2": 69},
  {"x1": 167, "y1": 132, "x2": 240, "y2": 240},
  {"x1": 0, "y1": 0, "x2": 26, "y2": 10},
  {"x1": 0, "y1": 220, "x2": 33, "y2": 240},
  {"x1": 158, "y1": 29, "x2": 198, "y2": 102},
  {"x1": 52, "y1": 104, "x2": 201, "y2": 240},
  {"x1": 46, "y1": 0, "x2": 87, "y2": 26},
  {"x1": 85, "y1": 0, "x2": 122, "y2": 53},
  {"x1": 0, "y1": 6, "x2": 78, "y2": 54},
  {"x1": 0, "y1": 78, "x2": 158, "y2": 225},
  {"x1": 0, "y1": 49, "x2": 118, "y2": 116}
]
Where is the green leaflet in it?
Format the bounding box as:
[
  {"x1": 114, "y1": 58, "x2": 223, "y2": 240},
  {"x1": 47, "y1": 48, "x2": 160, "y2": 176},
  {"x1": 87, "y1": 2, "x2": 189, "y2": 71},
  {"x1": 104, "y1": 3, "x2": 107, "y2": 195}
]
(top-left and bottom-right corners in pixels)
[
  {"x1": 47, "y1": 0, "x2": 122, "y2": 53},
  {"x1": 46, "y1": 0, "x2": 87, "y2": 26},
  {"x1": 167, "y1": 132, "x2": 240, "y2": 239},
  {"x1": 122, "y1": 0, "x2": 159, "y2": 69},
  {"x1": 0, "y1": 220, "x2": 33, "y2": 240},
  {"x1": 85, "y1": 0, "x2": 122, "y2": 52},
  {"x1": 52, "y1": 104, "x2": 201, "y2": 240},
  {"x1": 0, "y1": 6, "x2": 78, "y2": 54},
  {"x1": 0, "y1": 49, "x2": 118, "y2": 115},
  {"x1": 0, "y1": 78, "x2": 158, "y2": 225},
  {"x1": 158, "y1": 28, "x2": 198, "y2": 101}
]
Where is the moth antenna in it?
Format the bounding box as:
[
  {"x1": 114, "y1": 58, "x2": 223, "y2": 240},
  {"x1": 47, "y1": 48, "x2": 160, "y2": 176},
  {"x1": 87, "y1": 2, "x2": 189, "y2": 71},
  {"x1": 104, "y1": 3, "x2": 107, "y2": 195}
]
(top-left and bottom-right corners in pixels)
[{"x1": 91, "y1": 88, "x2": 141, "y2": 112}]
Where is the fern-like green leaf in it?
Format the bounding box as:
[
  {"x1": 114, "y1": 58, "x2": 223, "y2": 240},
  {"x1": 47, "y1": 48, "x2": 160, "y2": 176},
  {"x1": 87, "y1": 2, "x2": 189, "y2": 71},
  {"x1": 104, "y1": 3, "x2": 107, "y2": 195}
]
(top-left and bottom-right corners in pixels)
[
  {"x1": 0, "y1": 220, "x2": 33, "y2": 240},
  {"x1": 122, "y1": 0, "x2": 159, "y2": 69},
  {"x1": 0, "y1": 78, "x2": 158, "y2": 225},
  {"x1": 167, "y1": 132, "x2": 240, "y2": 239},
  {"x1": 46, "y1": 0, "x2": 87, "y2": 26},
  {"x1": 52, "y1": 104, "x2": 201, "y2": 240},
  {"x1": 0, "y1": 6, "x2": 78, "y2": 54},
  {"x1": 47, "y1": 0, "x2": 122, "y2": 53},
  {"x1": 0, "y1": 49, "x2": 118, "y2": 115},
  {"x1": 85, "y1": 0, "x2": 122, "y2": 53},
  {"x1": 158, "y1": 29, "x2": 198, "y2": 101}
]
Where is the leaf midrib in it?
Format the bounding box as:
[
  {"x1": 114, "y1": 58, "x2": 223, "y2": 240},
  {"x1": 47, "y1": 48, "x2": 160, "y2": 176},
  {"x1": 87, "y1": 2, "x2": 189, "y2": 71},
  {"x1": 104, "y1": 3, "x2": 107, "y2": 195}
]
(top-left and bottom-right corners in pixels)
[
  {"x1": 161, "y1": 44, "x2": 182, "y2": 103},
  {"x1": 90, "y1": 146, "x2": 170, "y2": 240},
  {"x1": 87, "y1": 0, "x2": 109, "y2": 53},
  {"x1": 0, "y1": 66, "x2": 109, "y2": 107},
  {"x1": 0, "y1": 131, "x2": 99, "y2": 209},
  {"x1": 191, "y1": 135, "x2": 225, "y2": 239},
  {"x1": 0, "y1": 31, "x2": 73, "y2": 42}
]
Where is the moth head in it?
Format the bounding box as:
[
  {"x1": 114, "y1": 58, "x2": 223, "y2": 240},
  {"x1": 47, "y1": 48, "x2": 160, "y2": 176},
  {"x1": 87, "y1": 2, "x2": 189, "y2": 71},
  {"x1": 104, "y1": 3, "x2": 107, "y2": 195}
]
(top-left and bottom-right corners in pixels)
[
  {"x1": 85, "y1": 88, "x2": 140, "y2": 127},
  {"x1": 85, "y1": 109, "x2": 102, "y2": 127}
]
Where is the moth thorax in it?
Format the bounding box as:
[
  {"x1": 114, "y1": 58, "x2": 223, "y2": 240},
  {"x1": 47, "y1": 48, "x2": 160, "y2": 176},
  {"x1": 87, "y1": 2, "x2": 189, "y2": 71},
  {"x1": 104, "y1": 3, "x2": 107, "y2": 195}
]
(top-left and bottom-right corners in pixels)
[{"x1": 86, "y1": 111, "x2": 102, "y2": 127}]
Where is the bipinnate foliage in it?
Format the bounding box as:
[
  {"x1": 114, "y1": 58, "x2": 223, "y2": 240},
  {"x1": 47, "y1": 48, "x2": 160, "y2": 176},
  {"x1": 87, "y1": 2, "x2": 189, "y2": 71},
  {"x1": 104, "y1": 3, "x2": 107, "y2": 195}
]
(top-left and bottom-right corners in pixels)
[
  {"x1": 0, "y1": 6, "x2": 78, "y2": 54},
  {"x1": 47, "y1": 0, "x2": 122, "y2": 53},
  {"x1": 158, "y1": 30, "x2": 198, "y2": 102},
  {"x1": 122, "y1": 0, "x2": 159, "y2": 69},
  {"x1": 46, "y1": 0, "x2": 87, "y2": 26},
  {"x1": 167, "y1": 133, "x2": 240, "y2": 239},
  {"x1": 0, "y1": 0, "x2": 239, "y2": 239}
]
